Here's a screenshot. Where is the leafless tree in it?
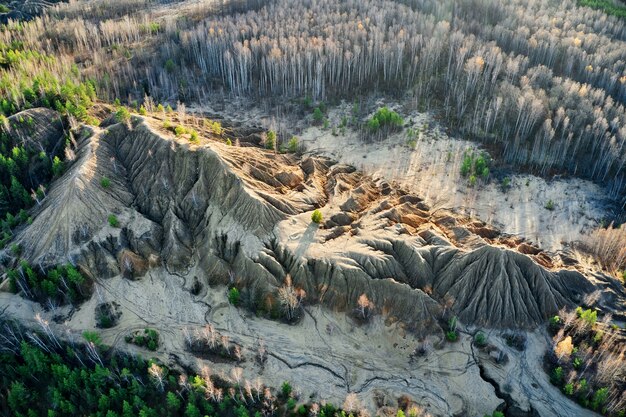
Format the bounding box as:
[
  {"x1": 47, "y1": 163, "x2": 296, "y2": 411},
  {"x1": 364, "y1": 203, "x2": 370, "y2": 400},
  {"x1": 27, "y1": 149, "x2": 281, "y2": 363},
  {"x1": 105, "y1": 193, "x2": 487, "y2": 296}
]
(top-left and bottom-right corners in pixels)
[
  {"x1": 356, "y1": 293, "x2": 374, "y2": 319},
  {"x1": 278, "y1": 274, "x2": 305, "y2": 321},
  {"x1": 148, "y1": 363, "x2": 165, "y2": 391}
]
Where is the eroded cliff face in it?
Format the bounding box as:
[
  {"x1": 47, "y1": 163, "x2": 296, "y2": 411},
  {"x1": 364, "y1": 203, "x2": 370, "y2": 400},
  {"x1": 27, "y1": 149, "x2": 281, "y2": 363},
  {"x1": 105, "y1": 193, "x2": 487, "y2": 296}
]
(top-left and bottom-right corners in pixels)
[
  {"x1": 3, "y1": 108, "x2": 623, "y2": 416},
  {"x1": 10, "y1": 111, "x2": 608, "y2": 330}
]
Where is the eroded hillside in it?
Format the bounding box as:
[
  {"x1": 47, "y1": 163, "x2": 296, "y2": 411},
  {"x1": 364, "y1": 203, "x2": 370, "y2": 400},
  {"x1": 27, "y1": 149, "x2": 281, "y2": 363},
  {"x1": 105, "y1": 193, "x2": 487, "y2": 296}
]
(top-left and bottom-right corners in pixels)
[{"x1": 1, "y1": 107, "x2": 624, "y2": 416}]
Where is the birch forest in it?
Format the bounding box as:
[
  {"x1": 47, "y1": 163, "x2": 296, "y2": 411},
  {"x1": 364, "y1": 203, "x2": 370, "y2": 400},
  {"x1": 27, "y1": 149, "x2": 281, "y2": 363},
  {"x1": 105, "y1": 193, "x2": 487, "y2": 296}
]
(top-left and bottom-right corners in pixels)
[
  {"x1": 0, "y1": 0, "x2": 625, "y2": 195},
  {"x1": 1, "y1": 1, "x2": 626, "y2": 417}
]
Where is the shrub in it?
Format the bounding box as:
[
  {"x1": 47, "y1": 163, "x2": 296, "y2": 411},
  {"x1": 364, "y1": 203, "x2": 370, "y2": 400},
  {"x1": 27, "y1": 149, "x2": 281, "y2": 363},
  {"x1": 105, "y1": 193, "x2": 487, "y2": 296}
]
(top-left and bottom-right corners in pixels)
[
  {"x1": 96, "y1": 313, "x2": 113, "y2": 328},
  {"x1": 366, "y1": 107, "x2": 404, "y2": 133},
  {"x1": 312, "y1": 107, "x2": 324, "y2": 123},
  {"x1": 551, "y1": 366, "x2": 564, "y2": 385},
  {"x1": 287, "y1": 136, "x2": 299, "y2": 153},
  {"x1": 460, "y1": 154, "x2": 472, "y2": 177},
  {"x1": 545, "y1": 199, "x2": 555, "y2": 211},
  {"x1": 593, "y1": 330, "x2": 603, "y2": 344},
  {"x1": 474, "y1": 332, "x2": 487, "y2": 347},
  {"x1": 549, "y1": 315, "x2": 561, "y2": 330},
  {"x1": 225, "y1": 138, "x2": 232, "y2": 146},
  {"x1": 575, "y1": 307, "x2": 597, "y2": 326},
  {"x1": 206, "y1": 120, "x2": 223, "y2": 136},
  {"x1": 366, "y1": 117, "x2": 380, "y2": 131},
  {"x1": 265, "y1": 130, "x2": 276, "y2": 150},
  {"x1": 189, "y1": 130, "x2": 199, "y2": 142},
  {"x1": 52, "y1": 156, "x2": 64, "y2": 177},
  {"x1": 108, "y1": 214, "x2": 119, "y2": 227},
  {"x1": 445, "y1": 331, "x2": 458, "y2": 342},
  {"x1": 228, "y1": 287, "x2": 240, "y2": 306},
  {"x1": 125, "y1": 328, "x2": 159, "y2": 351},
  {"x1": 311, "y1": 209, "x2": 323, "y2": 224},
  {"x1": 572, "y1": 357, "x2": 583, "y2": 369},
  {"x1": 139, "y1": 105, "x2": 147, "y2": 115},
  {"x1": 115, "y1": 107, "x2": 130, "y2": 123},
  {"x1": 164, "y1": 59, "x2": 175, "y2": 73},
  {"x1": 100, "y1": 177, "x2": 111, "y2": 188},
  {"x1": 10, "y1": 243, "x2": 21, "y2": 256},
  {"x1": 591, "y1": 387, "x2": 609, "y2": 411},
  {"x1": 460, "y1": 151, "x2": 490, "y2": 184},
  {"x1": 281, "y1": 381, "x2": 292, "y2": 398},
  {"x1": 174, "y1": 125, "x2": 186, "y2": 136},
  {"x1": 563, "y1": 382, "x2": 574, "y2": 396},
  {"x1": 83, "y1": 331, "x2": 102, "y2": 346}
]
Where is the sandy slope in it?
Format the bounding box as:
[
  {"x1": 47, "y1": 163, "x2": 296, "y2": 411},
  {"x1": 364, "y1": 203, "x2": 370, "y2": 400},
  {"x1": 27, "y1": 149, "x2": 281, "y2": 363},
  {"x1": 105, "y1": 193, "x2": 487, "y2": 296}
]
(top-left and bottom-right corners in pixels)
[
  {"x1": 298, "y1": 103, "x2": 612, "y2": 253},
  {"x1": 0, "y1": 272, "x2": 599, "y2": 416}
]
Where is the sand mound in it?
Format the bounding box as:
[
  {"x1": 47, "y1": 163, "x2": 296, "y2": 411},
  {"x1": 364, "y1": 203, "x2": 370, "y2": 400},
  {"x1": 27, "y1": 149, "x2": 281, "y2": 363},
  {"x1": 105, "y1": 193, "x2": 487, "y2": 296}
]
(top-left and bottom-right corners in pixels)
[{"x1": 7, "y1": 110, "x2": 613, "y2": 328}]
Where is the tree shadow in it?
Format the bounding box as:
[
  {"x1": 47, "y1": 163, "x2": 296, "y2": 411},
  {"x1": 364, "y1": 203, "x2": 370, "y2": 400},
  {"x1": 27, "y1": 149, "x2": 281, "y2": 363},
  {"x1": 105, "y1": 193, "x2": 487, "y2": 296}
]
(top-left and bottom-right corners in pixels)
[{"x1": 294, "y1": 222, "x2": 318, "y2": 258}]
